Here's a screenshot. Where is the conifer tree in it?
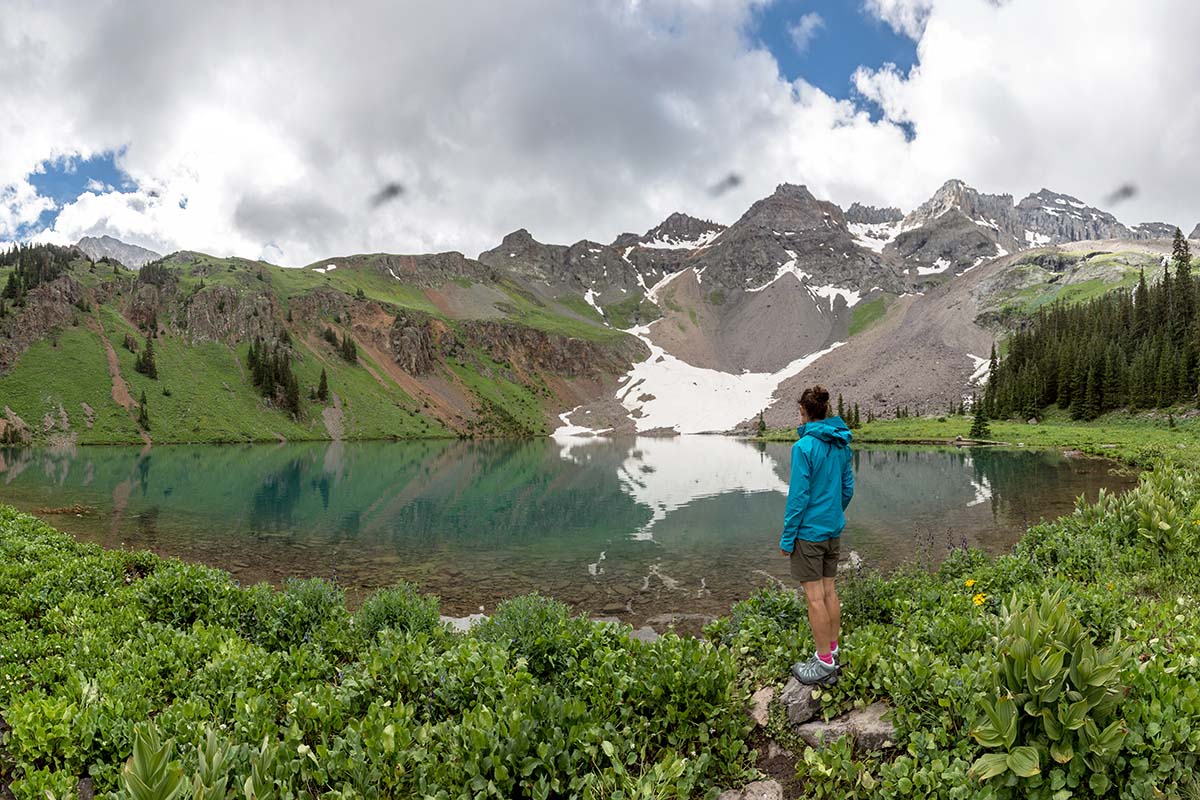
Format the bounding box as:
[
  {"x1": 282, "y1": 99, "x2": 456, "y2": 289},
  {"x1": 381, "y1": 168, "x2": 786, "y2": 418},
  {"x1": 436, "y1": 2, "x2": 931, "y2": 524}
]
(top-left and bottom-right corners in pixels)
[
  {"x1": 317, "y1": 368, "x2": 329, "y2": 403},
  {"x1": 340, "y1": 333, "x2": 358, "y2": 363},
  {"x1": 969, "y1": 394, "x2": 991, "y2": 440},
  {"x1": 134, "y1": 335, "x2": 157, "y2": 379},
  {"x1": 137, "y1": 391, "x2": 150, "y2": 430},
  {"x1": 1172, "y1": 228, "x2": 1194, "y2": 340},
  {"x1": 836, "y1": 394, "x2": 845, "y2": 419}
]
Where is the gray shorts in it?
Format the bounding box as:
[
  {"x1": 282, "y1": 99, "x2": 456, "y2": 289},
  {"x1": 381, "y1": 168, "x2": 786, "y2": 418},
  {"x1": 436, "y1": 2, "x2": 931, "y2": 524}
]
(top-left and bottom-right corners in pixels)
[{"x1": 790, "y1": 537, "x2": 840, "y2": 584}]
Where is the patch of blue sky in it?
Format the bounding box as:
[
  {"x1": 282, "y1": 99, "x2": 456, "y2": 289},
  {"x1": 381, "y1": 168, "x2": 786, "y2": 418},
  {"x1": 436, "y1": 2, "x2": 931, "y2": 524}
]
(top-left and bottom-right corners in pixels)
[
  {"x1": 18, "y1": 150, "x2": 134, "y2": 237},
  {"x1": 749, "y1": 0, "x2": 917, "y2": 115}
]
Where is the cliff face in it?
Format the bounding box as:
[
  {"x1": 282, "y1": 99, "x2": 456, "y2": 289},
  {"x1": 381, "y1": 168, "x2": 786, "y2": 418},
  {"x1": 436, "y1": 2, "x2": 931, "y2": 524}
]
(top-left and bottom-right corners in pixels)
[
  {"x1": 0, "y1": 275, "x2": 83, "y2": 371},
  {"x1": 388, "y1": 309, "x2": 646, "y2": 380},
  {"x1": 845, "y1": 203, "x2": 903, "y2": 225}
]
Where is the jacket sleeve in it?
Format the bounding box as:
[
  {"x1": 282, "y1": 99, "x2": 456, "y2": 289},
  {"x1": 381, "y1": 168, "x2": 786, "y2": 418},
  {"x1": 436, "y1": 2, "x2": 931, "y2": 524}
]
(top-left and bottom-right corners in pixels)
[
  {"x1": 780, "y1": 444, "x2": 810, "y2": 553},
  {"x1": 841, "y1": 451, "x2": 854, "y2": 510}
]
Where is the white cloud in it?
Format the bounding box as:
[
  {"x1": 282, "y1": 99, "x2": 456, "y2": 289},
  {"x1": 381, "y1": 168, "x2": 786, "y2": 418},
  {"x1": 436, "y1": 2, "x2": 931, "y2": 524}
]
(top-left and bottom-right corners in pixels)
[
  {"x1": 862, "y1": 0, "x2": 935, "y2": 39},
  {"x1": 787, "y1": 12, "x2": 825, "y2": 54},
  {"x1": 1, "y1": 0, "x2": 1199, "y2": 265},
  {"x1": 0, "y1": 180, "x2": 55, "y2": 240}
]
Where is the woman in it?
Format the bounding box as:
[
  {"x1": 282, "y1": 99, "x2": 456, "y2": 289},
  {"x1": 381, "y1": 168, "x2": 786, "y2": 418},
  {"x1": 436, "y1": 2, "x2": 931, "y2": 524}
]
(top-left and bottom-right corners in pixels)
[{"x1": 778, "y1": 385, "x2": 854, "y2": 685}]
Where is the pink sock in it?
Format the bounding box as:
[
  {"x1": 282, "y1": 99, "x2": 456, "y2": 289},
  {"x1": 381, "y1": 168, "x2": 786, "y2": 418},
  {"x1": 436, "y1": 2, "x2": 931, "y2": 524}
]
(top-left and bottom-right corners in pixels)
[
  {"x1": 830, "y1": 639, "x2": 838, "y2": 650},
  {"x1": 817, "y1": 652, "x2": 834, "y2": 665}
]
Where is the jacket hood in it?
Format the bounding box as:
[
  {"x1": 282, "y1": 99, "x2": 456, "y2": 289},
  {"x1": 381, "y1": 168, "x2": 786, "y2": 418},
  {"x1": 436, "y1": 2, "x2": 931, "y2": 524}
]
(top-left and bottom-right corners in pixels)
[{"x1": 797, "y1": 416, "x2": 853, "y2": 447}]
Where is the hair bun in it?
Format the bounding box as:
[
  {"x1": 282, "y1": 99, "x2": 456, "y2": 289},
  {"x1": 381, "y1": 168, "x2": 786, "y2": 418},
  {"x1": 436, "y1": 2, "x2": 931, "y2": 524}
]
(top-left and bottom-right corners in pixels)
[{"x1": 813, "y1": 386, "x2": 830, "y2": 403}]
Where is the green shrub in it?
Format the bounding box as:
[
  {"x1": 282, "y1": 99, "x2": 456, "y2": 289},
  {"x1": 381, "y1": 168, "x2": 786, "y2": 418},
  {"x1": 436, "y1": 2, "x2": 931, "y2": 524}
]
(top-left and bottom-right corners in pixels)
[
  {"x1": 254, "y1": 577, "x2": 349, "y2": 651},
  {"x1": 354, "y1": 581, "x2": 441, "y2": 641},
  {"x1": 472, "y1": 593, "x2": 602, "y2": 681},
  {"x1": 136, "y1": 561, "x2": 239, "y2": 629}
]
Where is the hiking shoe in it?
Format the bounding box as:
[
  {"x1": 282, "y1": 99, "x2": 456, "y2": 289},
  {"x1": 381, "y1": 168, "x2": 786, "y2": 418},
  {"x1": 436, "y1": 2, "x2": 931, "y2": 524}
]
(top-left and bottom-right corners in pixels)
[{"x1": 791, "y1": 655, "x2": 839, "y2": 686}]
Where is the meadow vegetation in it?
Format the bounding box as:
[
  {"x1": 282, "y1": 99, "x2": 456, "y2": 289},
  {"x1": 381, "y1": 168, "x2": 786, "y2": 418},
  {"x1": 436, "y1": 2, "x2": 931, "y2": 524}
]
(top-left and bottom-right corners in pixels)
[{"x1": 4, "y1": 456, "x2": 1200, "y2": 798}]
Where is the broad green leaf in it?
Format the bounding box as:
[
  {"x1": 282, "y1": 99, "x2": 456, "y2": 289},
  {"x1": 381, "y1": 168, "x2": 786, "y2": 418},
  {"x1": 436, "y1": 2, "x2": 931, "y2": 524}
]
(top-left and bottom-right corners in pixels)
[
  {"x1": 1006, "y1": 746, "x2": 1041, "y2": 778},
  {"x1": 971, "y1": 753, "x2": 1011, "y2": 781}
]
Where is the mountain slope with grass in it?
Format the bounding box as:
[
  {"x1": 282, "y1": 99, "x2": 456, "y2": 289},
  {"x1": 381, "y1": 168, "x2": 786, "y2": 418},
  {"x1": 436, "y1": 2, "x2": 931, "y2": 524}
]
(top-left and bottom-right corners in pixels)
[{"x1": 0, "y1": 243, "x2": 645, "y2": 444}]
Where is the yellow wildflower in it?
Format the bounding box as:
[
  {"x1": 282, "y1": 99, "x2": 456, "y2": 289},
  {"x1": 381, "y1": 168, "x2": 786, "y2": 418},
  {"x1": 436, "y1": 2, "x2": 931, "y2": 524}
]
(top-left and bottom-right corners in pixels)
[
  {"x1": 965, "y1": 579, "x2": 977, "y2": 588},
  {"x1": 973, "y1": 593, "x2": 987, "y2": 606}
]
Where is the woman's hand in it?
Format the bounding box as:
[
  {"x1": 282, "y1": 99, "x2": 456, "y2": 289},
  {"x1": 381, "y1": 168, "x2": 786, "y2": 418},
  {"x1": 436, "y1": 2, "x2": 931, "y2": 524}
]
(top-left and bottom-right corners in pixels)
[{"x1": 780, "y1": 548, "x2": 792, "y2": 557}]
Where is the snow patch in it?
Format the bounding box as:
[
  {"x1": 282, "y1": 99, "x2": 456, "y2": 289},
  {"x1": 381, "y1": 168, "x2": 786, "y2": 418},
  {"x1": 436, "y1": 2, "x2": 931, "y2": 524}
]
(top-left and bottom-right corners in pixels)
[
  {"x1": 967, "y1": 354, "x2": 990, "y2": 385},
  {"x1": 1024, "y1": 230, "x2": 1052, "y2": 246},
  {"x1": 810, "y1": 284, "x2": 862, "y2": 307},
  {"x1": 916, "y1": 257, "x2": 953, "y2": 276},
  {"x1": 313, "y1": 263, "x2": 338, "y2": 274},
  {"x1": 640, "y1": 229, "x2": 722, "y2": 250},
  {"x1": 746, "y1": 254, "x2": 812, "y2": 293},
  {"x1": 584, "y1": 288, "x2": 604, "y2": 318},
  {"x1": 616, "y1": 324, "x2": 844, "y2": 434},
  {"x1": 849, "y1": 221, "x2": 901, "y2": 253}
]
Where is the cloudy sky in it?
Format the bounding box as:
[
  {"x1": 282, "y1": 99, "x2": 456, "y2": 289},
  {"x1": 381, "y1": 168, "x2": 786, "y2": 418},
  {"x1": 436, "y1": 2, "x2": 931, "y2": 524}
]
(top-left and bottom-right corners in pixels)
[{"x1": 3, "y1": 0, "x2": 1199, "y2": 265}]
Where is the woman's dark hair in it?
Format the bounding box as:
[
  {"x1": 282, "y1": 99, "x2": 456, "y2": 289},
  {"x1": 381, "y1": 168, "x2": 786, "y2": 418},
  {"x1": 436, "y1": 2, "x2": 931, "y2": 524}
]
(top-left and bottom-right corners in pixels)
[{"x1": 799, "y1": 385, "x2": 831, "y2": 420}]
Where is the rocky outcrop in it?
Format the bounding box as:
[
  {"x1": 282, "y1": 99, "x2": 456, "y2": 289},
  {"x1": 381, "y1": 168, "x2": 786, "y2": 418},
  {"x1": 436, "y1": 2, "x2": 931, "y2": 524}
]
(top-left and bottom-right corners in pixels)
[
  {"x1": 717, "y1": 781, "x2": 783, "y2": 800},
  {"x1": 634, "y1": 212, "x2": 725, "y2": 248},
  {"x1": 0, "y1": 276, "x2": 83, "y2": 372},
  {"x1": 778, "y1": 677, "x2": 822, "y2": 725},
  {"x1": 1015, "y1": 189, "x2": 1131, "y2": 244},
  {"x1": 1130, "y1": 221, "x2": 1177, "y2": 240},
  {"x1": 904, "y1": 179, "x2": 1018, "y2": 238},
  {"x1": 389, "y1": 310, "x2": 440, "y2": 376},
  {"x1": 1190, "y1": 223, "x2": 1200, "y2": 240},
  {"x1": 479, "y1": 230, "x2": 649, "y2": 298},
  {"x1": 181, "y1": 286, "x2": 278, "y2": 343},
  {"x1": 461, "y1": 320, "x2": 644, "y2": 378},
  {"x1": 845, "y1": 202, "x2": 902, "y2": 225},
  {"x1": 388, "y1": 308, "x2": 647, "y2": 380},
  {"x1": 777, "y1": 677, "x2": 895, "y2": 753},
  {"x1": 890, "y1": 208, "x2": 1007, "y2": 276},
  {"x1": 795, "y1": 702, "x2": 895, "y2": 753},
  {"x1": 76, "y1": 235, "x2": 161, "y2": 269},
  {"x1": 352, "y1": 251, "x2": 494, "y2": 287}
]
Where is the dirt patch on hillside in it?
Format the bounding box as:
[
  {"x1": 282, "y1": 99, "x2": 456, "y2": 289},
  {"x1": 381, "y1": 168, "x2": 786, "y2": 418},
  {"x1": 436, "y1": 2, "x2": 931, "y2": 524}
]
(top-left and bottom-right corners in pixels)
[
  {"x1": 322, "y1": 393, "x2": 344, "y2": 440},
  {"x1": 87, "y1": 315, "x2": 132, "y2": 411}
]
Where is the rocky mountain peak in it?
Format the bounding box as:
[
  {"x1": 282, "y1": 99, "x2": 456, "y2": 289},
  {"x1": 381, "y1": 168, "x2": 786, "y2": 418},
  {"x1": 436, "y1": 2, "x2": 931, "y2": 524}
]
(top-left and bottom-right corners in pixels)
[
  {"x1": 76, "y1": 234, "x2": 161, "y2": 269},
  {"x1": 902, "y1": 179, "x2": 1016, "y2": 234},
  {"x1": 734, "y1": 183, "x2": 846, "y2": 232},
  {"x1": 1130, "y1": 222, "x2": 1177, "y2": 240},
  {"x1": 638, "y1": 212, "x2": 724, "y2": 249},
  {"x1": 1014, "y1": 189, "x2": 1131, "y2": 244},
  {"x1": 845, "y1": 203, "x2": 903, "y2": 225},
  {"x1": 1190, "y1": 223, "x2": 1200, "y2": 240}
]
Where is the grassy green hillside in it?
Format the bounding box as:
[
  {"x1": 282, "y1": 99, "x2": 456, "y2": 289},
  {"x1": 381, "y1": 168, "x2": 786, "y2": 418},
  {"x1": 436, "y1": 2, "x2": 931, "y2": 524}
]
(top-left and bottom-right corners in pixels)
[
  {"x1": 977, "y1": 249, "x2": 1160, "y2": 326},
  {"x1": 0, "y1": 245, "x2": 639, "y2": 444}
]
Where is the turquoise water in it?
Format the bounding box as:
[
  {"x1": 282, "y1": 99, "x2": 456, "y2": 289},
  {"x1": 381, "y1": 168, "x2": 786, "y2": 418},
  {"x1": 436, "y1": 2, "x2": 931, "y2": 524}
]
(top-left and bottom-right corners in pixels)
[{"x1": 0, "y1": 439, "x2": 1132, "y2": 625}]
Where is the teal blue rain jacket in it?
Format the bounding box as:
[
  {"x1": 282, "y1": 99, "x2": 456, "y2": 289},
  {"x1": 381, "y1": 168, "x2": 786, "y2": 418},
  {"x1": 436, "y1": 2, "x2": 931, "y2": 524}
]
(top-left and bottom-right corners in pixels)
[{"x1": 779, "y1": 417, "x2": 854, "y2": 551}]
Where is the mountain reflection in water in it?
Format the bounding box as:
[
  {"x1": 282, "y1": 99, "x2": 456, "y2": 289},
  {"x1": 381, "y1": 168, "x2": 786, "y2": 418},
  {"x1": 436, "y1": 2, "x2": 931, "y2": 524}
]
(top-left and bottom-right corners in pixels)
[{"x1": 0, "y1": 439, "x2": 1132, "y2": 624}]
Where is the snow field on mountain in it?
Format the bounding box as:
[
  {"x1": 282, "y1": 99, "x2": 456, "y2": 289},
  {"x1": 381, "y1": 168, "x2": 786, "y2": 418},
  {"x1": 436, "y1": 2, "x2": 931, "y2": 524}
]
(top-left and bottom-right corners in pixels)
[{"x1": 613, "y1": 322, "x2": 844, "y2": 434}]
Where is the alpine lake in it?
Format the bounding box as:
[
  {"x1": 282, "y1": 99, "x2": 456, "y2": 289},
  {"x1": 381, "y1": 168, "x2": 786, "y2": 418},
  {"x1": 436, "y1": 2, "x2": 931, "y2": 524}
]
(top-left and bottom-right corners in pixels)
[{"x1": 0, "y1": 438, "x2": 1134, "y2": 631}]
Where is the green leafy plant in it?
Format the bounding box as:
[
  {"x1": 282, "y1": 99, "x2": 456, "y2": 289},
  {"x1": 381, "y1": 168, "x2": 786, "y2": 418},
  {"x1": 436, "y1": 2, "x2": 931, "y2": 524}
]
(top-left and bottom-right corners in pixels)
[
  {"x1": 118, "y1": 723, "x2": 187, "y2": 800},
  {"x1": 970, "y1": 592, "x2": 1129, "y2": 793},
  {"x1": 354, "y1": 581, "x2": 441, "y2": 641}
]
